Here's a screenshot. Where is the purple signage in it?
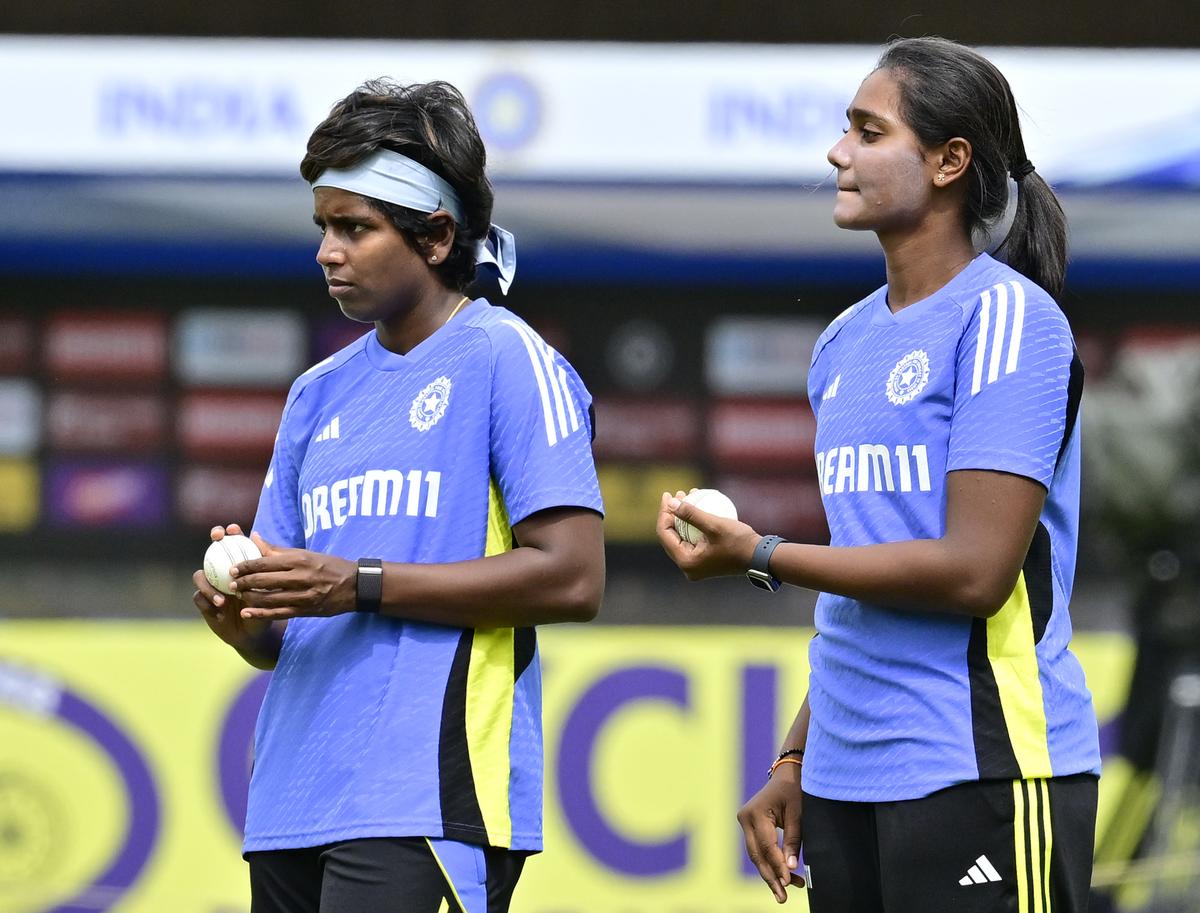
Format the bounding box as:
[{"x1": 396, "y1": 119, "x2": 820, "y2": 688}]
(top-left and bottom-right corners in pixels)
[{"x1": 45, "y1": 461, "x2": 168, "y2": 527}]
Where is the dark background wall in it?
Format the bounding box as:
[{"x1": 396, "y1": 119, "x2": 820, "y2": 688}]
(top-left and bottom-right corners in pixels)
[{"x1": 3, "y1": 0, "x2": 1197, "y2": 47}]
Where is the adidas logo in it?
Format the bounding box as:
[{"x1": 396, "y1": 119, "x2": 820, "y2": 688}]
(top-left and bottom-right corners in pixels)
[
  {"x1": 959, "y1": 854, "x2": 1002, "y2": 886},
  {"x1": 315, "y1": 416, "x2": 341, "y2": 442},
  {"x1": 822, "y1": 373, "x2": 841, "y2": 401}
]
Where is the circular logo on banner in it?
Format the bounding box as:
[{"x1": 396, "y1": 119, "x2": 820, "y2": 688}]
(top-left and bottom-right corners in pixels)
[
  {"x1": 0, "y1": 660, "x2": 160, "y2": 913},
  {"x1": 409, "y1": 376, "x2": 453, "y2": 432},
  {"x1": 0, "y1": 772, "x2": 60, "y2": 885},
  {"x1": 473, "y1": 72, "x2": 542, "y2": 152},
  {"x1": 886, "y1": 349, "x2": 931, "y2": 405}
]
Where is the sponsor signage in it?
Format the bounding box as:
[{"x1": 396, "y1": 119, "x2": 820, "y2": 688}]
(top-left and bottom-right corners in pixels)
[
  {"x1": 177, "y1": 391, "x2": 284, "y2": 460},
  {"x1": 0, "y1": 459, "x2": 38, "y2": 531},
  {"x1": 175, "y1": 309, "x2": 305, "y2": 387},
  {"x1": 592, "y1": 397, "x2": 701, "y2": 461},
  {"x1": 45, "y1": 460, "x2": 168, "y2": 527},
  {"x1": 47, "y1": 391, "x2": 167, "y2": 452},
  {"x1": 0, "y1": 380, "x2": 41, "y2": 455},
  {"x1": 0, "y1": 39, "x2": 1197, "y2": 188},
  {"x1": 705, "y1": 317, "x2": 824, "y2": 396},
  {"x1": 0, "y1": 623, "x2": 1135, "y2": 913},
  {"x1": 177, "y1": 465, "x2": 266, "y2": 528},
  {"x1": 597, "y1": 463, "x2": 703, "y2": 543},
  {"x1": 0, "y1": 317, "x2": 35, "y2": 373},
  {"x1": 715, "y1": 474, "x2": 827, "y2": 543},
  {"x1": 44, "y1": 312, "x2": 167, "y2": 382},
  {"x1": 708, "y1": 398, "x2": 816, "y2": 468}
]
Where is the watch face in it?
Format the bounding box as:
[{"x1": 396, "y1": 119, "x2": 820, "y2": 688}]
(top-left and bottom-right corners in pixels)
[{"x1": 746, "y1": 570, "x2": 781, "y2": 592}]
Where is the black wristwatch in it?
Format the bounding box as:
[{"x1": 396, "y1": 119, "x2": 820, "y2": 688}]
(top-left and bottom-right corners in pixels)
[
  {"x1": 356, "y1": 558, "x2": 384, "y2": 613},
  {"x1": 746, "y1": 535, "x2": 786, "y2": 592}
]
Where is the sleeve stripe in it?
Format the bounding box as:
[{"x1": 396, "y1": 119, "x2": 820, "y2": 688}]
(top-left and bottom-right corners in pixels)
[
  {"x1": 972, "y1": 288, "x2": 992, "y2": 395},
  {"x1": 558, "y1": 366, "x2": 581, "y2": 432},
  {"x1": 534, "y1": 334, "x2": 571, "y2": 439},
  {"x1": 987, "y1": 281, "x2": 1009, "y2": 386},
  {"x1": 1006, "y1": 280, "x2": 1026, "y2": 376},
  {"x1": 501, "y1": 319, "x2": 558, "y2": 446},
  {"x1": 972, "y1": 281, "x2": 1028, "y2": 397}
]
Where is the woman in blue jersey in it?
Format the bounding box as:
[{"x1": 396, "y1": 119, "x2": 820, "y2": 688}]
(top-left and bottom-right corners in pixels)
[
  {"x1": 658, "y1": 38, "x2": 1099, "y2": 912},
  {"x1": 192, "y1": 80, "x2": 605, "y2": 913}
]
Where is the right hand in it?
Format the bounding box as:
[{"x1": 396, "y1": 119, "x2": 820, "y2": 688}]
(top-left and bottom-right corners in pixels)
[
  {"x1": 737, "y1": 765, "x2": 805, "y2": 903},
  {"x1": 192, "y1": 524, "x2": 270, "y2": 651}
]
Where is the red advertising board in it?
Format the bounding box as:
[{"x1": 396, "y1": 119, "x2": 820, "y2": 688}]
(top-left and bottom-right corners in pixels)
[
  {"x1": 48, "y1": 392, "x2": 167, "y2": 452},
  {"x1": 177, "y1": 465, "x2": 267, "y2": 528},
  {"x1": 707, "y1": 398, "x2": 816, "y2": 468},
  {"x1": 592, "y1": 397, "x2": 701, "y2": 461},
  {"x1": 44, "y1": 312, "x2": 167, "y2": 382},
  {"x1": 177, "y1": 391, "x2": 285, "y2": 460},
  {"x1": 0, "y1": 317, "x2": 35, "y2": 374}
]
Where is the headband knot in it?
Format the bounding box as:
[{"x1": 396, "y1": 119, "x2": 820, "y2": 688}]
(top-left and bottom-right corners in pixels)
[
  {"x1": 311, "y1": 148, "x2": 516, "y2": 294},
  {"x1": 1011, "y1": 159, "x2": 1036, "y2": 181}
]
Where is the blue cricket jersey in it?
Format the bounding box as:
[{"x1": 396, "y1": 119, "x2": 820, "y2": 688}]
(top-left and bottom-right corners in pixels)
[
  {"x1": 244, "y1": 300, "x2": 603, "y2": 852},
  {"x1": 804, "y1": 253, "x2": 1100, "y2": 802}
]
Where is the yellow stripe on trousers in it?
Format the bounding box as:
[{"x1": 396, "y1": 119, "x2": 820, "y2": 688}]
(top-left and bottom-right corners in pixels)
[
  {"x1": 1014, "y1": 781, "x2": 1029, "y2": 913},
  {"x1": 1039, "y1": 778, "x2": 1054, "y2": 913},
  {"x1": 1029, "y1": 781, "x2": 1043, "y2": 913},
  {"x1": 988, "y1": 573, "x2": 1053, "y2": 777},
  {"x1": 464, "y1": 478, "x2": 517, "y2": 846}
]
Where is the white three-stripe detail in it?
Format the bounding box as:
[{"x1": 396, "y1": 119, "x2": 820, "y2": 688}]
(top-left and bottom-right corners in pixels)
[
  {"x1": 502, "y1": 320, "x2": 579, "y2": 447},
  {"x1": 971, "y1": 281, "x2": 1026, "y2": 396},
  {"x1": 1006, "y1": 281, "x2": 1025, "y2": 375}
]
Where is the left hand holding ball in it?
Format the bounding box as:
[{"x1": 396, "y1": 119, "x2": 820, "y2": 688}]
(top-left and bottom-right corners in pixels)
[{"x1": 658, "y1": 488, "x2": 761, "y2": 581}]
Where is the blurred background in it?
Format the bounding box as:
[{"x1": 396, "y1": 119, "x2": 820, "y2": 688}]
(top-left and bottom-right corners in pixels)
[{"x1": 1, "y1": 2, "x2": 1198, "y2": 911}]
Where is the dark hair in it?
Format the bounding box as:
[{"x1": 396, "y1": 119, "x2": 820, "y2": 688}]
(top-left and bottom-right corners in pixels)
[
  {"x1": 300, "y1": 79, "x2": 494, "y2": 292},
  {"x1": 877, "y1": 38, "x2": 1068, "y2": 298}
]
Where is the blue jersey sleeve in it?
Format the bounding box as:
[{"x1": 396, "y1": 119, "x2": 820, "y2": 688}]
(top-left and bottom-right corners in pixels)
[
  {"x1": 488, "y1": 319, "x2": 604, "y2": 525},
  {"x1": 252, "y1": 390, "x2": 306, "y2": 548},
  {"x1": 947, "y1": 279, "x2": 1075, "y2": 488}
]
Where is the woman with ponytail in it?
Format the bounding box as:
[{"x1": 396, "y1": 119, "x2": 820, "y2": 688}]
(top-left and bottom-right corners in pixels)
[{"x1": 659, "y1": 37, "x2": 1098, "y2": 912}]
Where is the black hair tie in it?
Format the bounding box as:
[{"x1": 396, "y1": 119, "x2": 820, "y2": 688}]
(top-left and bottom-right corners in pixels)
[{"x1": 1011, "y1": 159, "x2": 1036, "y2": 181}]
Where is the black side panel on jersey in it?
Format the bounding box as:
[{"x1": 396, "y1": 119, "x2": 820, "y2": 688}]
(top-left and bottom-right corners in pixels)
[
  {"x1": 968, "y1": 618, "x2": 1022, "y2": 779},
  {"x1": 1056, "y1": 348, "x2": 1084, "y2": 468},
  {"x1": 1024, "y1": 523, "x2": 1055, "y2": 645},
  {"x1": 514, "y1": 627, "x2": 537, "y2": 682},
  {"x1": 438, "y1": 629, "x2": 488, "y2": 842}
]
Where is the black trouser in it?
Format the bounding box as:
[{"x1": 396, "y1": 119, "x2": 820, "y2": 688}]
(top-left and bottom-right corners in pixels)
[
  {"x1": 247, "y1": 836, "x2": 526, "y2": 913},
  {"x1": 803, "y1": 774, "x2": 1098, "y2": 913}
]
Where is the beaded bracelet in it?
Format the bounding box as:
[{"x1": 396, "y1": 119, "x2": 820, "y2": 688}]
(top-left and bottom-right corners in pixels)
[{"x1": 768, "y1": 747, "x2": 805, "y2": 778}]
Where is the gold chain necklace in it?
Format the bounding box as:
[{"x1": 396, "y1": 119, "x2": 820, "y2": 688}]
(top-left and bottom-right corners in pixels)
[{"x1": 444, "y1": 295, "x2": 470, "y2": 325}]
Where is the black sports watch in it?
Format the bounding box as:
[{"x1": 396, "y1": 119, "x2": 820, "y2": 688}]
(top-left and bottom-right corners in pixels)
[
  {"x1": 746, "y1": 535, "x2": 786, "y2": 592},
  {"x1": 356, "y1": 558, "x2": 384, "y2": 613}
]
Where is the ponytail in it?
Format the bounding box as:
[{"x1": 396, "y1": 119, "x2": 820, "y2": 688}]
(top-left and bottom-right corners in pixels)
[{"x1": 997, "y1": 170, "x2": 1068, "y2": 300}]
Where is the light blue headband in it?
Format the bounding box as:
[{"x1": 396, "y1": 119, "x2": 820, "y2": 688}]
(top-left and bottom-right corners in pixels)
[{"x1": 311, "y1": 148, "x2": 516, "y2": 294}]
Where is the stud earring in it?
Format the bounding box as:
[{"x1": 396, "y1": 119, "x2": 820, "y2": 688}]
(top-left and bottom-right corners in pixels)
[
  {"x1": 430, "y1": 255, "x2": 438, "y2": 262},
  {"x1": 936, "y1": 173, "x2": 946, "y2": 183}
]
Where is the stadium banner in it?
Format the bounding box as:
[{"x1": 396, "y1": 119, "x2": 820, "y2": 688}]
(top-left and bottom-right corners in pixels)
[
  {"x1": 0, "y1": 37, "x2": 1196, "y2": 188},
  {"x1": 0, "y1": 623, "x2": 1132, "y2": 913}
]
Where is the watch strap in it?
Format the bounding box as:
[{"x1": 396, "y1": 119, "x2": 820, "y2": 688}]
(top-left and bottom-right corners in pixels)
[
  {"x1": 356, "y1": 558, "x2": 384, "y2": 613},
  {"x1": 746, "y1": 535, "x2": 786, "y2": 592}
]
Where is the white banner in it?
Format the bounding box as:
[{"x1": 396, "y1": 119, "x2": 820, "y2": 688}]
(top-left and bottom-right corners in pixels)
[{"x1": 1, "y1": 37, "x2": 1198, "y2": 187}]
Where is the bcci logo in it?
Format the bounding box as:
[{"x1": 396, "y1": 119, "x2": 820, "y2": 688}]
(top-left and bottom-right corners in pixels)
[
  {"x1": 410, "y1": 376, "x2": 453, "y2": 432},
  {"x1": 886, "y1": 350, "x2": 930, "y2": 405}
]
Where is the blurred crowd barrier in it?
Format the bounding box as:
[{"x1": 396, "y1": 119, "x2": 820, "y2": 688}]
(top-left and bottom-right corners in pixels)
[{"x1": 0, "y1": 623, "x2": 1133, "y2": 913}]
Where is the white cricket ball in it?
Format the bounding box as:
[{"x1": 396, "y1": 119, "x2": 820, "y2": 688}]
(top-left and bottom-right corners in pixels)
[
  {"x1": 203, "y1": 534, "x2": 262, "y2": 596},
  {"x1": 673, "y1": 488, "x2": 738, "y2": 545}
]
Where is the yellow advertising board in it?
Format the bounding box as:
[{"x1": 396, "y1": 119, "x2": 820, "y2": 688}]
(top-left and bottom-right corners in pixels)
[{"x1": 0, "y1": 623, "x2": 1133, "y2": 913}]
